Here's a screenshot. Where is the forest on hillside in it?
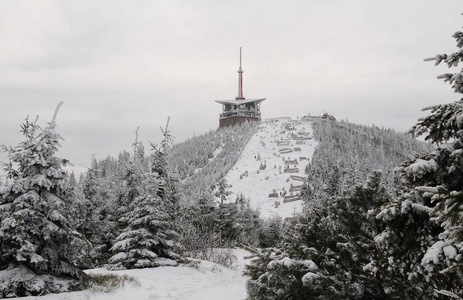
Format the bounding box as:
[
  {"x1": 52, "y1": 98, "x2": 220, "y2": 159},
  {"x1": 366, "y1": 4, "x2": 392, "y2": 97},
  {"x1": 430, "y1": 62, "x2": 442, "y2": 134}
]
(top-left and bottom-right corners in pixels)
[
  {"x1": 167, "y1": 122, "x2": 257, "y2": 206},
  {"x1": 302, "y1": 118, "x2": 434, "y2": 203}
]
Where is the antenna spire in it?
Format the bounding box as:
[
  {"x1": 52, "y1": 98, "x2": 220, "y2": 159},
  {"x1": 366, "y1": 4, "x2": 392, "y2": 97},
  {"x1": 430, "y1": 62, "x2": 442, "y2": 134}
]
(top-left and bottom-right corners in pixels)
[
  {"x1": 239, "y1": 47, "x2": 242, "y2": 69},
  {"x1": 236, "y1": 47, "x2": 245, "y2": 100}
]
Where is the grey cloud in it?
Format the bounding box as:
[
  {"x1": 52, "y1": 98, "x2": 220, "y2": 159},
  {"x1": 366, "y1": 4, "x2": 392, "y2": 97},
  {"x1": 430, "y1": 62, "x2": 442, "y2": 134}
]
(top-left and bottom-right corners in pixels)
[{"x1": 1, "y1": 0, "x2": 462, "y2": 178}]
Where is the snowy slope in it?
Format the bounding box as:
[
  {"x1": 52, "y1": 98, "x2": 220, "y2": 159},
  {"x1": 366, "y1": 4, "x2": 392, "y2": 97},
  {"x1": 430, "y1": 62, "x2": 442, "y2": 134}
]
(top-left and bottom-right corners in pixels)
[
  {"x1": 225, "y1": 118, "x2": 318, "y2": 219},
  {"x1": 21, "y1": 249, "x2": 250, "y2": 300}
]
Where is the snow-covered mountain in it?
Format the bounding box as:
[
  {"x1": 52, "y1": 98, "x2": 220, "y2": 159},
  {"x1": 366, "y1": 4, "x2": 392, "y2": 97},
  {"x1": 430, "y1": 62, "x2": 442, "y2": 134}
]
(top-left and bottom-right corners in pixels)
[{"x1": 170, "y1": 115, "x2": 430, "y2": 220}]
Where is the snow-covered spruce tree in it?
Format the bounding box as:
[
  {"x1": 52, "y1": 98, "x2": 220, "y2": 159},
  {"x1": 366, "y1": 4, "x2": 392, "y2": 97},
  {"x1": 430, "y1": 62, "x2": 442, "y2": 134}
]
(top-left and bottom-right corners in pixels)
[
  {"x1": 150, "y1": 119, "x2": 182, "y2": 233},
  {"x1": 0, "y1": 103, "x2": 85, "y2": 297},
  {"x1": 372, "y1": 19, "x2": 463, "y2": 299},
  {"x1": 246, "y1": 171, "x2": 392, "y2": 299},
  {"x1": 69, "y1": 171, "x2": 77, "y2": 188},
  {"x1": 109, "y1": 127, "x2": 181, "y2": 270},
  {"x1": 68, "y1": 159, "x2": 118, "y2": 268},
  {"x1": 258, "y1": 215, "x2": 283, "y2": 248},
  {"x1": 151, "y1": 119, "x2": 175, "y2": 202},
  {"x1": 178, "y1": 192, "x2": 222, "y2": 259},
  {"x1": 213, "y1": 177, "x2": 231, "y2": 206},
  {"x1": 65, "y1": 186, "x2": 94, "y2": 270},
  {"x1": 232, "y1": 193, "x2": 262, "y2": 246}
]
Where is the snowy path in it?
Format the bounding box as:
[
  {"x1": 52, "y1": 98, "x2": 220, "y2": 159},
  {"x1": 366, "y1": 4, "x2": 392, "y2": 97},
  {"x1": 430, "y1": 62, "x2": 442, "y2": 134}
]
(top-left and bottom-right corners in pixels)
[
  {"x1": 226, "y1": 117, "x2": 318, "y2": 219},
  {"x1": 21, "y1": 249, "x2": 250, "y2": 300}
]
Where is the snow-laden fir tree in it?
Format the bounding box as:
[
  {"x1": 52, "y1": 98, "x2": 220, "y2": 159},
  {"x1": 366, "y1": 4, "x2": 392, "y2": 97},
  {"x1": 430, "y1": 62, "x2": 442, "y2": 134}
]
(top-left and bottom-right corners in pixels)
[
  {"x1": 109, "y1": 126, "x2": 181, "y2": 269},
  {"x1": 68, "y1": 159, "x2": 117, "y2": 268},
  {"x1": 213, "y1": 177, "x2": 231, "y2": 206},
  {"x1": 258, "y1": 215, "x2": 283, "y2": 248},
  {"x1": 0, "y1": 103, "x2": 85, "y2": 297},
  {"x1": 372, "y1": 16, "x2": 463, "y2": 299},
  {"x1": 246, "y1": 171, "x2": 392, "y2": 299}
]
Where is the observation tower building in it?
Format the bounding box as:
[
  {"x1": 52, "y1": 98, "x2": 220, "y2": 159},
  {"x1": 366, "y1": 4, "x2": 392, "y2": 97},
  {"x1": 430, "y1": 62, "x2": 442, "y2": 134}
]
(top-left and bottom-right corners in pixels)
[{"x1": 215, "y1": 48, "x2": 266, "y2": 128}]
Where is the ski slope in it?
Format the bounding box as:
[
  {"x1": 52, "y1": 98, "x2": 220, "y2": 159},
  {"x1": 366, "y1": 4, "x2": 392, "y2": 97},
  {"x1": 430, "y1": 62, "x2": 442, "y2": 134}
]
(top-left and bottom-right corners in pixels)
[{"x1": 225, "y1": 117, "x2": 318, "y2": 219}]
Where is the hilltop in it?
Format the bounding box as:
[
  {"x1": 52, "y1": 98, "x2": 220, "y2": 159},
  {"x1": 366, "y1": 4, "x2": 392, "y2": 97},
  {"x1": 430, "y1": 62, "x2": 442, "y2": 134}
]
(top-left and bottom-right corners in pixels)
[{"x1": 171, "y1": 115, "x2": 431, "y2": 220}]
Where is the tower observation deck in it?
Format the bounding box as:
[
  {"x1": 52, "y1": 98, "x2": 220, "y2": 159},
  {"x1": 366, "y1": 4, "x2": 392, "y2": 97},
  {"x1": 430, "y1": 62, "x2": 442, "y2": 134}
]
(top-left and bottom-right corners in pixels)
[{"x1": 215, "y1": 48, "x2": 266, "y2": 128}]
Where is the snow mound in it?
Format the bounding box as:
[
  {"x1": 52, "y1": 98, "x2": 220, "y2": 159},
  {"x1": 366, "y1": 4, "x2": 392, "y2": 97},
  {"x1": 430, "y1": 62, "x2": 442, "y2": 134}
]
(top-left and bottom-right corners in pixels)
[
  {"x1": 19, "y1": 248, "x2": 251, "y2": 300},
  {"x1": 0, "y1": 265, "x2": 76, "y2": 298}
]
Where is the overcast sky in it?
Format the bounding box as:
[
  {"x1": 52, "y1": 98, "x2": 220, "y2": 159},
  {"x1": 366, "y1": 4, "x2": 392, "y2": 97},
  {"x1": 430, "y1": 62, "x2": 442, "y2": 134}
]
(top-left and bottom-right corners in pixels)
[{"x1": 0, "y1": 0, "x2": 462, "y2": 177}]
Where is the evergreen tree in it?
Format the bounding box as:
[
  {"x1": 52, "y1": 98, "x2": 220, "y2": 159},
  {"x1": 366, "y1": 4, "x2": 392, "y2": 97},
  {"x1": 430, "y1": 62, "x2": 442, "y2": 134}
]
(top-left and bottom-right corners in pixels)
[
  {"x1": 68, "y1": 163, "x2": 115, "y2": 267},
  {"x1": 213, "y1": 177, "x2": 231, "y2": 205},
  {"x1": 190, "y1": 192, "x2": 218, "y2": 231},
  {"x1": 151, "y1": 120, "x2": 173, "y2": 201},
  {"x1": 258, "y1": 215, "x2": 283, "y2": 248},
  {"x1": 233, "y1": 194, "x2": 261, "y2": 246},
  {"x1": 0, "y1": 103, "x2": 85, "y2": 297},
  {"x1": 372, "y1": 19, "x2": 463, "y2": 298},
  {"x1": 109, "y1": 127, "x2": 181, "y2": 269},
  {"x1": 246, "y1": 171, "x2": 391, "y2": 299},
  {"x1": 68, "y1": 171, "x2": 77, "y2": 188},
  {"x1": 109, "y1": 161, "x2": 180, "y2": 269}
]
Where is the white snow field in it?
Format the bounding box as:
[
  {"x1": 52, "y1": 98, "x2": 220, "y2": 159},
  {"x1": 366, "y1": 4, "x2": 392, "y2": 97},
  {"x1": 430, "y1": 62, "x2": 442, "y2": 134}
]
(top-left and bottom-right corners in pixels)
[
  {"x1": 226, "y1": 117, "x2": 318, "y2": 219},
  {"x1": 21, "y1": 248, "x2": 250, "y2": 300}
]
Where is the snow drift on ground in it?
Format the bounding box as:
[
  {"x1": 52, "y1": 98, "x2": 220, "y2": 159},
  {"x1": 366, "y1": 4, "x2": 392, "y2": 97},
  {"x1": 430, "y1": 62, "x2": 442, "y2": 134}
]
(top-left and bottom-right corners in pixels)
[
  {"x1": 20, "y1": 248, "x2": 250, "y2": 300},
  {"x1": 225, "y1": 117, "x2": 318, "y2": 219}
]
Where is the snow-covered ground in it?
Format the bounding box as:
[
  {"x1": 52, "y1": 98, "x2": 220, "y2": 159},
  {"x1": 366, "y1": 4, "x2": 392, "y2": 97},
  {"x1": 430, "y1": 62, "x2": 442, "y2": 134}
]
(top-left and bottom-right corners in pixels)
[
  {"x1": 226, "y1": 117, "x2": 318, "y2": 219},
  {"x1": 21, "y1": 249, "x2": 250, "y2": 300}
]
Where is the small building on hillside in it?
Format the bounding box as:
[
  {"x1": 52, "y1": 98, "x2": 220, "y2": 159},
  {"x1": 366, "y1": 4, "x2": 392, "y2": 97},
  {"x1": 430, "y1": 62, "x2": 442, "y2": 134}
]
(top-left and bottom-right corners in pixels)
[{"x1": 215, "y1": 48, "x2": 266, "y2": 128}]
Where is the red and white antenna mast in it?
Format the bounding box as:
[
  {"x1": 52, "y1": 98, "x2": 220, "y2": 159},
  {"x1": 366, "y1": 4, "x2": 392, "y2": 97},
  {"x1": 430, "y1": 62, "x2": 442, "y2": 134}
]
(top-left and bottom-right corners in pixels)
[{"x1": 236, "y1": 47, "x2": 245, "y2": 100}]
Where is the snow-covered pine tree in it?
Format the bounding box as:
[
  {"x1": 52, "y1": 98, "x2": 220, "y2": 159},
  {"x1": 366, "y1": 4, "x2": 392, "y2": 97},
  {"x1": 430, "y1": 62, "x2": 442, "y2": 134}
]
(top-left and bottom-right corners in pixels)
[
  {"x1": 372, "y1": 16, "x2": 463, "y2": 299},
  {"x1": 246, "y1": 171, "x2": 392, "y2": 299},
  {"x1": 66, "y1": 176, "x2": 95, "y2": 270},
  {"x1": 151, "y1": 119, "x2": 173, "y2": 201},
  {"x1": 109, "y1": 127, "x2": 181, "y2": 270},
  {"x1": 68, "y1": 161, "x2": 115, "y2": 268},
  {"x1": 0, "y1": 103, "x2": 85, "y2": 297},
  {"x1": 258, "y1": 215, "x2": 283, "y2": 248},
  {"x1": 69, "y1": 171, "x2": 77, "y2": 188},
  {"x1": 232, "y1": 194, "x2": 261, "y2": 246},
  {"x1": 213, "y1": 177, "x2": 231, "y2": 206}
]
